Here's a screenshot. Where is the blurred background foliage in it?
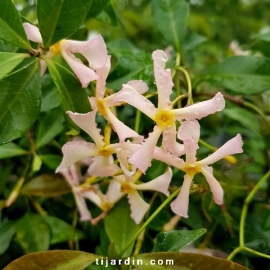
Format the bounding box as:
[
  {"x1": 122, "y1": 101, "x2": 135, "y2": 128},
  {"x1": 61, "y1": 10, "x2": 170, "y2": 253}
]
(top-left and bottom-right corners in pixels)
[{"x1": 1, "y1": 0, "x2": 270, "y2": 269}]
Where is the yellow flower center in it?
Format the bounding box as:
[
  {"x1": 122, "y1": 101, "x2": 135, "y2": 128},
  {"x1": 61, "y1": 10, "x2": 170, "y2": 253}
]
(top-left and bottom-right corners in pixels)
[
  {"x1": 154, "y1": 109, "x2": 174, "y2": 129},
  {"x1": 101, "y1": 202, "x2": 114, "y2": 212},
  {"x1": 98, "y1": 147, "x2": 114, "y2": 157},
  {"x1": 120, "y1": 182, "x2": 135, "y2": 194},
  {"x1": 50, "y1": 41, "x2": 63, "y2": 55},
  {"x1": 97, "y1": 100, "x2": 107, "y2": 116},
  {"x1": 183, "y1": 164, "x2": 201, "y2": 177}
]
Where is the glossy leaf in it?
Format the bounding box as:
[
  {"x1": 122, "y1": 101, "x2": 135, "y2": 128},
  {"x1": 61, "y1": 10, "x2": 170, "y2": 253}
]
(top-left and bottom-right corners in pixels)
[
  {"x1": 133, "y1": 252, "x2": 249, "y2": 270},
  {"x1": 46, "y1": 59, "x2": 91, "y2": 129},
  {"x1": 15, "y1": 213, "x2": 50, "y2": 253},
  {"x1": 201, "y1": 56, "x2": 270, "y2": 94},
  {"x1": 87, "y1": 0, "x2": 110, "y2": 18},
  {"x1": 94, "y1": 2, "x2": 117, "y2": 26},
  {"x1": 0, "y1": 59, "x2": 41, "y2": 145},
  {"x1": 152, "y1": 0, "x2": 189, "y2": 52},
  {"x1": 0, "y1": 221, "x2": 16, "y2": 255},
  {"x1": 37, "y1": 0, "x2": 92, "y2": 48},
  {"x1": 0, "y1": 0, "x2": 30, "y2": 49},
  {"x1": 104, "y1": 199, "x2": 140, "y2": 257},
  {"x1": 43, "y1": 215, "x2": 85, "y2": 245},
  {"x1": 152, "y1": 229, "x2": 207, "y2": 252},
  {"x1": 39, "y1": 155, "x2": 62, "y2": 170},
  {"x1": 0, "y1": 142, "x2": 29, "y2": 159},
  {"x1": 21, "y1": 173, "x2": 71, "y2": 197},
  {"x1": 0, "y1": 52, "x2": 29, "y2": 80},
  {"x1": 4, "y1": 250, "x2": 99, "y2": 270}
]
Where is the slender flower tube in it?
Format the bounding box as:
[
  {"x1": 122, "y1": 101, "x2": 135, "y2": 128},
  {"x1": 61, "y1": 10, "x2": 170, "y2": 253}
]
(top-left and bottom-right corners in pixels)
[{"x1": 23, "y1": 23, "x2": 107, "y2": 87}]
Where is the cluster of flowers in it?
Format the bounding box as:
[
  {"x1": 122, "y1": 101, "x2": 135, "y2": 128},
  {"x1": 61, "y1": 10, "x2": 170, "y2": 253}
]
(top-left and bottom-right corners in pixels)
[{"x1": 24, "y1": 23, "x2": 243, "y2": 224}]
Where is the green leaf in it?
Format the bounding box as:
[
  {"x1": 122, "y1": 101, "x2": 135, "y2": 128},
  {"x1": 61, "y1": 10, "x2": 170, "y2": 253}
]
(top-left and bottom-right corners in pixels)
[
  {"x1": 0, "y1": 52, "x2": 29, "y2": 80},
  {"x1": 36, "y1": 109, "x2": 64, "y2": 149},
  {"x1": 104, "y1": 198, "x2": 140, "y2": 257},
  {"x1": 43, "y1": 215, "x2": 85, "y2": 245},
  {"x1": 46, "y1": 59, "x2": 91, "y2": 129},
  {"x1": 87, "y1": 0, "x2": 110, "y2": 18},
  {"x1": 0, "y1": 142, "x2": 29, "y2": 159},
  {"x1": 94, "y1": 2, "x2": 117, "y2": 26},
  {"x1": 4, "y1": 250, "x2": 99, "y2": 270},
  {"x1": 15, "y1": 213, "x2": 50, "y2": 253},
  {"x1": 0, "y1": 0, "x2": 30, "y2": 49},
  {"x1": 21, "y1": 173, "x2": 71, "y2": 197},
  {"x1": 39, "y1": 155, "x2": 62, "y2": 170},
  {"x1": 37, "y1": 0, "x2": 92, "y2": 48},
  {"x1": 152, "y1": 0, "x2": 189, "y2": 52},
  {"x1": 133, "y1": 252, "x2": 249, "y2": 270},
  {"x1": 152, "y1": 229, "x2": 207, "y2": 252},
  {"x1": 0, "y1": 221, "x2": 16, "y2": 255},
  {"x1": 0, "y1": 59, "x2": 41, "y2": 145},
  {"x1": 201, "y1": 56, "x2": 270, "y2": 94},
  {"x1": 252, "y1": 32, "x2": 270, "y2": 42}
]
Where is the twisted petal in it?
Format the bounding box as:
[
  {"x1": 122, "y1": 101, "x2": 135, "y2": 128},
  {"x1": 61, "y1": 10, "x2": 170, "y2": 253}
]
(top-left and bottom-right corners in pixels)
[
  {"x1": 73, "y1": 191, "x2": 92, "y2": 221},
  {"x1": 162, "y1": 125, "x2": 185, "y2": 156},
  {"x1": 82, "y1": 189, "x2": 102, "y2": 208},
  {"x1": 129, "y1": 126, "x2": 163, "y2": 173},
  {"x1": 173, "y1": 92, "x2": 225, "y2": 120},
  {"x1": 128, "y1": 191, "x2": 149, "y2": 224},
  {"x1": 126, "y1": 80, "x2": 149, "y2": 94},
  {"x1": 117, "y1": 149, "x2": 136, "y2": 177},
  {"x1": 201, "y1": 166, "x2": 223, "y2": 205},
  {"x1": 58, "y1": 165, "x2": 80, "y2": 186},
  {"x1": 106, "y1": 180, "x2": 124, "y2": 204},
  {"x1": 152, "y1": 50, "x2": 173, "y2": 110},
  {"x1": 170, "y1": 174, "x2": 193, "y2": 218},
  {"x1": 88, "y1": 156, "x2": 119, "y2": 177},
  {"x1": 61, "y1": 50, "x2": 98, "y2": 88},
  {"x1": 197, "y1": 134, "x2": 243, "y2": 166},
  {"x1": 134, "y1": 168, "x2": 172, "y2": 196},
  {"x1": 182, "y1": 138, "x2": 198, "y2": 166},
  {"x1": 67, "y1": 110, "x2": 104, "y2": 148},
  {"x1": 61, "y1": 35, "x2": 107, "y2": 69},
  {"x1": 114, "y1": 83, "x2": 157, "y2": 120},
  {"x1": 23, "y1": 23, "x2": 42, "y2": 43},
  {"x1": 178, "y1": 120, "x2": 200, "y2": 142},
  {"x1": 96, "y1": 55, "x2": 111, "y2": 99},
  {"x1": 56, "y1": 141, "x2": 98, "y2": 172}
]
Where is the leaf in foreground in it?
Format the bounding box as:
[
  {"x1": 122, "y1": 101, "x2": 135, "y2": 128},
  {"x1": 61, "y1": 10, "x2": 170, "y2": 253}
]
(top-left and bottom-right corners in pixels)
[{"x1": 4, "y1": 250, "x2": 99, "y2": 270}]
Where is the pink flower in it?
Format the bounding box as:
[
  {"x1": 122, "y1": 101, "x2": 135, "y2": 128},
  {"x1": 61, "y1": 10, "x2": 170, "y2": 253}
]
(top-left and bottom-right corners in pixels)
[
  {"x1": 154, "y1": 120, "x2": 243, "y2": 218},
  {"x1": 114, "y1": 50, "x2": 225, "y2": 173},
  {"x1": 23, "y1": 23, "x2": 107, "y2": 87}
]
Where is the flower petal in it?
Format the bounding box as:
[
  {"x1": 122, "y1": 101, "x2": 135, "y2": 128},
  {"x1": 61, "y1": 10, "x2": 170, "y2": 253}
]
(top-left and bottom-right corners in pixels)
[
  {"x1": 162, "y1": 125, "x2": 185, "y2": 156},
  {"x1": 129, "y1": 126, "x2": 163, "y2": 173},
  {"x1": 40, "y1": 59, "x2": 47, "y2": 76},
  {"x1": 152, "y1": 50, "x2": 173, "y2": 110},
  {"x1": 178, "y1": 120, "x2": 200, "y2": 142},
  {"x1": 117, "y1": 149, "x2": 136, "y2": 177},
  {"x1": 173, "y1": 92, "x2": 225, "y2": 120},
  {"x1": 128, "y1": 191, "x2": 149, "y2": 224},
  {"x1": 96, "y1": 55, "x2": 111, "y2": 99},
  {"x1": 88, "y1": 156, "x2": 120, "y2": 177},
  {"x1": 82, "y1": 189, "x2": 103, "y2": 208},
  {"x1": 61, "y1": 50, "x2": 98, "y2": 88},
  {"x1": 106, "y1": 180, "x2": 124, "y2": 203},
  {"x1": 170, "y1": 174, "x2": 193, "y2": 218},
  {"x1": 201, "y1": 166, "x2": 223, "y2": 205},
  {"x1": 23, "y1": 23, "x2": 42, "y2": 43},
  {"x1": 126, "y1": 80, "x2": 149, "y2": 94},
  {"x1": 114, "y1": 84, "x2": 157, "y2": 120},
  {"x1": 56, "y1": 141, "x2": 98, "y2": 172},
  {"x1": 197, "y1": 134, "x2": 243, "y2": 166},
  {"x1": 73, "y1": 191, "x2": 92, "y2": 221},
  {"x1": 67, "y1": 110, "x2": 104, "y2": 148},
  {"x1": 134, "y1": 168, "x2": 172, "y2": 196}
]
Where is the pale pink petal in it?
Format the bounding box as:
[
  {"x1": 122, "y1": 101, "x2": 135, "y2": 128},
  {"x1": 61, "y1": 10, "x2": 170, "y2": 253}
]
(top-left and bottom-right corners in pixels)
[
  {"x1": 178, "y1": 120, "x2": 200, "y2": 142},
  {"x1": 82, "y1": 189, "x2": 103, "y2": 208},
  {"x1": 128, "y1": 191, "x2": 149, "y2": 224},
  {"x1": 96, "y1": 55, "x2": 111, "y2": 99},
  {"x1": 89, "y1": 97, "x2": 97, "y2": 110},
  {"x1": 200, "y1": 166, "x2": 223, "y2": 205},
  {"x1": 106, "y1": 180, "x2": 124, "y2": 203},
  {"x1": 162, "y1": 125, "x2": 185, "y2": 156},
  {"x1": 88, "y1": 156, "x2": 120, "y2": 177},
  {"x1": 117, "y1": 149, "x2": 136, "y2": 177},
  {"x1": 152, "y1": 50, "x2": 173, "y2": 110},
  {"x1": 23, "y1": 23, "x2": 42, "y2": 43},
  {"x1": 56, "y1": 141, "x2": 98, "y2": 172},
  {"x1": 105, "y1": 108, "x2": 143, "y2": 142},
  {"x1": 67, "y1": 110, "x2": 104, "y2": 148},
  {"x1": 114, "y1": 84, "x2": 157, "y2": 120},
  {"x1": 58, "y1": 167, "x2": 77, "y2": 186},
  {"x1": 61, "y1": 50, "x2": 98, "y2": 88},
  {"x1": 173, "y1": 92, "x2": 225, "y2": 120},
  {"x1": 129, "y1": 126, "x2": 163, "y2": 173},
  {"x1": 126, "y1": 80, "x2": 149, "y2": 94},
  {"x1": 40, "y1": 59, "x2": 47, "y2": 76},
  {"x1": 134, "y1": 168, "x2": 172, "y2": 196},
  {"x1": 197, "y1": 134, "x2": 243, "y2": 166},
  {"x1": 73, "y1": 192, "x2": 92, "y2": 221},
  {"x1": 62, "y1": 35, "x2": 107, "y2": 69},
  {"x1": 183, "y1": 139, "x2": 198, "y2": 166},
  {"x1": 170, "y1": 174, "x2": 193, "y2": 218},
  {"x1": 153, "y1": 147, "x2": 185, "y2": 169}
]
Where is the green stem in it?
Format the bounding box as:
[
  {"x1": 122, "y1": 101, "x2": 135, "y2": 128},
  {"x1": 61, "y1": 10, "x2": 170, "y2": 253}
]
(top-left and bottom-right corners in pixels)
[
  {"x1": 118, "y1": 188, "x2": 181, "y2": 257},
  {"x1": 243, "y1": 247, "x2": 270, "y2": 259},
  {"x1": 177, "y1": 67, "x2": 193, "y2": 105},
  {"x1": 134, "y1": 110, "x2": 141, "y2": 133},
  {"x1": 227, "y1": 247, "x2": 242, "y2": 261}
]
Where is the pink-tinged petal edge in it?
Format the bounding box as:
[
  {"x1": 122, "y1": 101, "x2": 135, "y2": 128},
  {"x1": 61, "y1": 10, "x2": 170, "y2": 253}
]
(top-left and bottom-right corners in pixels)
[
  {"x1": 73, "y1": 192, "x2": 92, "y2": 221},
  {"x1": 96, "y1": 55, "x2": 111, "y2": 99},
  {"x1": 170, "y1": 174, "x2": 193, "y2": 218},
  {"x1": 23, "y1": 23, "x2": 42, "y2": 43}
]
